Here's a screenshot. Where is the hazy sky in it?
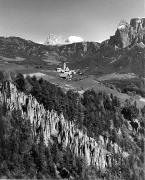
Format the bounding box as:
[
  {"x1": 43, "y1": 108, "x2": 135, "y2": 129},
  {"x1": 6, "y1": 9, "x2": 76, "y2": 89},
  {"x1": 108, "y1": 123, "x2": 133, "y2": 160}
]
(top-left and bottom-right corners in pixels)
[{"x1": 0, "y1": 0, "x2": 144, "y2": 43}]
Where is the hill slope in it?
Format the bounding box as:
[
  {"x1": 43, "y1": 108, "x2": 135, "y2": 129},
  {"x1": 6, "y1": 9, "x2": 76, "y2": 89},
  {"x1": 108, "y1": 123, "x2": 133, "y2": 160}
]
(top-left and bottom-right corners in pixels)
[{"x1": 0, "y1": 75, "x2": 144, "y2": 179}]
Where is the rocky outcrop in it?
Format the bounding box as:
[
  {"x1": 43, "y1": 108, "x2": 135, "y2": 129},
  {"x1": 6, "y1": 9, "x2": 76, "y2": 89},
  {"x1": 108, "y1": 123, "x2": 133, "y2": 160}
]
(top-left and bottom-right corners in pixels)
[
  {"x1": 44, "y1": 34, "x2": 65, "y2": 46},
  {"x1": 130, "y1": 18, "x2": 142, "y2": 31},
  {"x1": 0, "y1": 81, "x2": 127, "y2": 170},
  {"x1": 109, "y1": 18, "x2": 145, "y2": 48}
]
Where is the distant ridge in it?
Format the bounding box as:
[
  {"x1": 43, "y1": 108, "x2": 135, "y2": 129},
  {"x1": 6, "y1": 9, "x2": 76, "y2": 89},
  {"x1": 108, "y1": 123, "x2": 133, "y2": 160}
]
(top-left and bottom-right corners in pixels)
[{"x1": 0, "y1": 18, "x2": 144, "y2": 78}]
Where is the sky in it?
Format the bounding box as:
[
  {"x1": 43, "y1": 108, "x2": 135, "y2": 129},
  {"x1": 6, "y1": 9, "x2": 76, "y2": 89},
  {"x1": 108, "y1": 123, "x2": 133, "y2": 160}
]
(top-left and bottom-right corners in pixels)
[{"x1": 0, "y1": 0, "x2": 144, "y2": 43}]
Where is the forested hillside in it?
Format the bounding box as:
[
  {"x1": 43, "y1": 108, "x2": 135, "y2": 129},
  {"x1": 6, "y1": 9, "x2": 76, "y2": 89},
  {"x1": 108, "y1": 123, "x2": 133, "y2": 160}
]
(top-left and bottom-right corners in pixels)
[{"x1": 0, "y1": 73, "x2": 144, "y2": 179}]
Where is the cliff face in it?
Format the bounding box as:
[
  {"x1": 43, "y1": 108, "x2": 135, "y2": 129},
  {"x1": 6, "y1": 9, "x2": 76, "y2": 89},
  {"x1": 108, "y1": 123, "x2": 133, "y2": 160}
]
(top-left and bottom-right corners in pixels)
[
  {"x1": 109, "y1": 18, "x2": 145, "y2": 48},
  {"x1": 0, "y1": 81, "x2": 127, "y2": 170}
]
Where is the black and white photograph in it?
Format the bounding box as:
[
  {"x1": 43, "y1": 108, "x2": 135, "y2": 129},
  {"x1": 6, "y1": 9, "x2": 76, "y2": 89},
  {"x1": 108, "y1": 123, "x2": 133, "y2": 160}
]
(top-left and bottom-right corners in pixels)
[{"x1": 0, "y1": 0, "x2": 144, "y2": 179}]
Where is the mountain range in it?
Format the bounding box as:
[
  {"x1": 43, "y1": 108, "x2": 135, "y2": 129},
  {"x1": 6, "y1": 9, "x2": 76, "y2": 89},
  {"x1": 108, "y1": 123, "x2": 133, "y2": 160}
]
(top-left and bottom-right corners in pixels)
[
  {"x1": 0, "y1": 18, "x2": 145, "y2": 180},
  {"x1": 0, "y1": 18, "x2": 145, "y2": 78}
]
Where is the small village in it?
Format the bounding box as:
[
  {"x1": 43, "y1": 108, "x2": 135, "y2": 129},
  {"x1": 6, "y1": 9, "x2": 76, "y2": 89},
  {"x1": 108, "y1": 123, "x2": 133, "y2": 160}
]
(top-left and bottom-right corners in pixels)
[{"x1": 56, "y1": 63, "x2": 76, "y2": 80}]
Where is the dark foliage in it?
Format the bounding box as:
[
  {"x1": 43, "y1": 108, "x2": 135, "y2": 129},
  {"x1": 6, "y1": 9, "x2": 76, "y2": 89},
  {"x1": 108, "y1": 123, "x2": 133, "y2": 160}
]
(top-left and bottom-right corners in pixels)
[
  {"x1": 0, "y1": 103, "x2": 86, "y2": 179},
  {"x1": 1, "y1": 76, "x2": 143, "y2": 179},
  {"x1": 104, "y1": 78, "x2": 145, "y2": 97}
]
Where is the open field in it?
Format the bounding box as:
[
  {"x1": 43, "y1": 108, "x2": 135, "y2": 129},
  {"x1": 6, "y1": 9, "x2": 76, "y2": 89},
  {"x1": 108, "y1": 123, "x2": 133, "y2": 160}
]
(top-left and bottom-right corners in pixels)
[
  {"x1": 0, "y1": 56, "x2": 25, "y2": 62},
  {"x1": 0, "y1": 61, "x2": 145, "y2": 108},
  {"x1": 0, "y1": 62, "x2": 27, "y2": 72},
  {"x1": 43, "y1": 57, "x2": 60, "y2": 65},
  {"x1": 96, "y1": 73, "x2": 137, "y2": 81},
  {"x1": 24, "y1": 71, "x2": 145, "y2": 108}
]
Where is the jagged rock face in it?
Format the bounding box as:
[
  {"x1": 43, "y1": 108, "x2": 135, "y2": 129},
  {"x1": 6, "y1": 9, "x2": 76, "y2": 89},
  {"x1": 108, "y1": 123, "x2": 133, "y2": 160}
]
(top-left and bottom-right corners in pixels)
[
  {"x1": 142, "y1": 18, "x2": 145, "y2": 28},
  {"x1": 109, "y1": 18, "x2": 145, "y2": 48},
  {"x1": 130, "y1": 18, "x2": 142, "y2": 31},
  {"x1": 44, "y1": 34, "x2": 65, "y2": 46},
  {"x1": 0, "y1": 81, "x2": 127, "y2": 170},
  {"x1": 115, "y1": 22, "x2": 130, "y2": 48}
]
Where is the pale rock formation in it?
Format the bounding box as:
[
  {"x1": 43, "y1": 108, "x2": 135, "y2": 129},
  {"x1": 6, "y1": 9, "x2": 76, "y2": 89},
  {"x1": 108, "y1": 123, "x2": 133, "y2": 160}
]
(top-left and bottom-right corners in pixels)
[
  {"x1": 44, "y1": 34, "x2": 65, "y2": 46},
  {"x1": 0, "y1": 81, "x2": 128, "y2": 170}
]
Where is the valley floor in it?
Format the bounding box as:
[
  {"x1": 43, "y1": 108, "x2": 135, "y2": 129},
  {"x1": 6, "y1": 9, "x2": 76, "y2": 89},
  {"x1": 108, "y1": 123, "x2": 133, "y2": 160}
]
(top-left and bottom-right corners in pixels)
[{"x1": 1, "y1": 61, "x2": 145, "y2": 109}]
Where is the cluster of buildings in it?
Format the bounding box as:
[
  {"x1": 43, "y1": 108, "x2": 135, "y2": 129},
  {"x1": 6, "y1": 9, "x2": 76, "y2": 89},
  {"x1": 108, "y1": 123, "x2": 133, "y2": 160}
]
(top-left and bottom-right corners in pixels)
[{"x1": 56, "y1": 63, "x2": 76, "y2": 80}]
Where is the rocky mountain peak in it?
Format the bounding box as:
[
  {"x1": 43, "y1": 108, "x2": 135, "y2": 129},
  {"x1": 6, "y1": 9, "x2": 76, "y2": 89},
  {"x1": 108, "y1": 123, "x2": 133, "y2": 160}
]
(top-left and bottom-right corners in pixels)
[
  {"x1": 130, "y1": 18, "x2": 143, "y2": 30},
  {"x1": 130, "y1": 18, "x2": 145, "y2": 30},
  {"x1": 44, "y1": 34, "x2": 65, "y2": 45},
  {"x1": 117, "y1": 19, "x2": 129, "y2": 31},
  {"x1": 109, "y1": 18, "x2": 145, "y2": 48}
]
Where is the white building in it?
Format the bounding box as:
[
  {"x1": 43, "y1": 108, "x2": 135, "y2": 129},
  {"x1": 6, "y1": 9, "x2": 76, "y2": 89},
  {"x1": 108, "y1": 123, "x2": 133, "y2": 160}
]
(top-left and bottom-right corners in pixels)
[{"x1": 56, "y1": 63, "x2": 76, "y2": 80}]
